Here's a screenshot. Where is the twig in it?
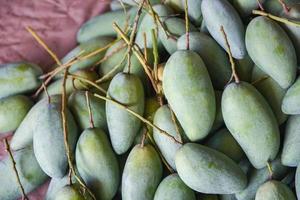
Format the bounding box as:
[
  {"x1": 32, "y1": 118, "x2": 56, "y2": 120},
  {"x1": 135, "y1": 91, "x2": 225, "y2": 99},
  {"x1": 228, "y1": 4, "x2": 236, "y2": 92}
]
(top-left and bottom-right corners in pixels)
[
  {"x1": 266, "y1": 162, "x2": 273, "y2": 180},
  {"x1": 151, "y1": 29, "x2": 159, "y2": 81},
  {"x1": 67, "y1": 74, "x2": 107, "y2": 94},
  {"x1": 251, "y1": 75, "x2": 269, "y2": 85},
  {"x1": 85, "y1": 91, "x2": 95, "y2": 128},
  {"x1": 143, "y1": 32, "x2": 148, "y2": 61},
  {"x1": 42, "y1": 82, "x2": 51, "y2": 103},
  {"x1": 4, "y1": 139, "x2": 29, "y2": 200},
  {"x1": 169, "y1": 106, "x2": 182, "y2": 143},
  {"x1": 184, "y1": 0, "x2": 190, "y2": 50},
  {"x1": 94, "y1": 42, "x2": 127, "y2": 66},
  {"x1": 257, "y1": 0, "x2": 265, "y2": 11},
  {"x1": 140, "y1": 128, "x2": 147, "y2": 148},
  {"x1": 253, "y1": 10, "x2": 300, "y2": 27},
  {"x1": 278, "y1": 0, "x2": 290, "y2": 14}
]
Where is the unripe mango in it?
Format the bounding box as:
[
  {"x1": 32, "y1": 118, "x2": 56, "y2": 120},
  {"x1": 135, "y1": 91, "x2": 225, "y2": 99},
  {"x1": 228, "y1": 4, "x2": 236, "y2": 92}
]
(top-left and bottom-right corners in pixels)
[
  {"x1": 296, "y1": 165, "x2": 300, "y2": 199},
  {"x1": 282, "y1": 77, "x2": 300, "y2": 114},
  {"x1": 211, "y1": 90, "x2": 224, "y2": 132},
  {"x1": 264, "y1": 0, "x2": 300, "y2": 15},
  {"x1": 54, "y1": 185, "x2": 89, "y2": 200},
  {"x1": 232, "y1": 0, "x2": 266, "y2": 17},
  {"x1": 255, "y1": 180, "x2": 296, "y2": 200}
]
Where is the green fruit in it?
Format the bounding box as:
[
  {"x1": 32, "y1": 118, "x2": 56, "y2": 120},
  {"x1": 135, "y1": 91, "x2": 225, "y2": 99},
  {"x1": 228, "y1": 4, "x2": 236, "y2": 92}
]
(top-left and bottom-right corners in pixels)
[
  {"x1": 177, "y1": 32, "x2": 231, "y2": 90},
  {"x1": 175, "y1": 143, "x2": 247, "y2": 194},
  {"x1": 0, "y1": 62, "x2": 42, "y2": 98},
  {"x1": 235, "y1": 158, "x2": 289, "y2": 200},
  {"x1": 235, "y1": 54, "x2": 254, "y2": 82},
  {"x1": 220, "y1": 194, "x2": 237, "y2": 200},
  {"x1": 222, "y1": 82, "x2": 280, "y2": 169},
  {"x1": 122, "y1": 144, "x2": 163, "y2": 200},
  {"x1": 0, "y1": 147, "x2": 48, "y2": 200},
  {"x1": 245, "y1": 16, "x2": 297, "y2": 89},
  {"x1": 232, "y1": 0, "x2": 266, "y2": 16},
  {"x1": 183, "y1": 0, "x2": 202, "y2": 26},
  {"x1": 68, "y1": 90, "x2": 106, "y2": 130},
  {"x1": 154, "y1": 174, "x2": 196, "y2": 200},
  {"x1": 264, "y1": 0, "x2": 299, "y2": 15},
  {"x1": 54, "y1": 185, "x2": 88, "y2": 200},
  {"x1": 282, "y1": 77, "x2": 300, "y2": 114},
  {"x1": 201, "y1": 0, "x2": 246, "y2": 59},
  {"x1": 153, "y1": 105, "x2": 183, "y2": 170},
  {"x1": 255, "y1": 180, "x2": 296, "y2": 200},
  {"x1": 163, "y1": 50, "x2": 215, "y2": 141},
  {"x1": 76, "y1": 128, "x2": 119, "y2": 200},
  {"x1": 252, "y1": 66, "x2": 287, "y2": 124},
  {"x1": 206, "y1": 128, "x2": 244, "y2": 162},
  {"x1": 296, "y1": 165, "x2": 300, "y2": 198},
  {"x1": 0, "y1": 95, "x2": 33, "y2": 133},
  {"x1": 33, "y1": 95, "x2": 78, "y2": 178},
  {"x1": 211, "y1": 90, "x2": 224, "y2": 132},
  {"x1": 106, "y1": 73, "x2": 145, "y2": 154},
  {"x1": 165, "y1": 0, "x2": 183, "y2": 12}
]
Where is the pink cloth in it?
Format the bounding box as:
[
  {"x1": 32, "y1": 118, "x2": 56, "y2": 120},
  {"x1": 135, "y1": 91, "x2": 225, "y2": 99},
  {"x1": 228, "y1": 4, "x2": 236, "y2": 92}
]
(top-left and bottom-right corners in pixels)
[{"x1": 0, "y1": 0, "x2": 110, "y2": 199}]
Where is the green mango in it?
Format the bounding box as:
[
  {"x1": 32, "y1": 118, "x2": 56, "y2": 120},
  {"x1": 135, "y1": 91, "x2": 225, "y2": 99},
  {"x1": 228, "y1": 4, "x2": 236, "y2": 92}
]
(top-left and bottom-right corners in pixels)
[
  {"x1": 252, "y1": 66, "x2": 287, "y2": 125},
  {"x1": 264, "y1": 0, "x2": 300, "y2": 15},
  {"x1": 33, "y1": 95, "x2": 78, "y2": 178},
  {"x1": 0, "y1": 95, "x2": 33, "y2": 133},
  {"x1": 183, "y1": 0, "x2": 202, "y2": 26},
  {"x1": 106, "y1": 72, "x2": 145, "y2": 154},
  {"x1": 232, "y1": 0, "x2": 266, "y2": 17},
  {"x1": 54, "y1": 185, "x2": 88, "y2": 200},
  {"x1": 255, "y1": 180, "x2": 296, "y2": 200},
  {"x1": 282, "y1": 77, "x2": 300, "y2": 114},
  {"x1": 296, "y1": 165, "x2": 300, "y2": 198},
  {"x1": 235, "y1": 54, "x2": 254, "y2": 82},
  {"x1": 154, "y1": 173, "x2": 196, "y2": 200},
  {"x1": 222, "y1": 82, "x2": 280, "y2": 169},
  {"x1": 177, "y1": 32, "x2": 231, "y2": 90},
  {"x1": 163, "y1": 50, "x2": 215, "y2": 141},
  {"x1": 200, "y1": 19, "x2": 209, "y2": 34},
  {"x1": 206, "y1": 128, "x2": 244, "y2": 162},
  {"x1": 281, "y1": 115, "x2": 300, "y2": 166},
  {"x1": 122, "y1": 144, "x2": 163, "y2": 200},
  {"x1": 235, "y1": 157, "x2": 289, "y2": 200},
  {"x1": 165, "y1": 0, "x2": 183, "y2": 12},
  {"x1": 211, "y1": 90, "x2": 224, "y2": 132},
  {"x1": 0, "y1": 62, "x2": 42, "y2": 98},
  {"x1": 153, "y1": 105, "x2": 183, "y2": 170},
  {"x1": 175, "y1": 143, "x2": 247, "y2": 194},
  {"x1": 76, "y1": 128, "x2": 119, "y2": 200},
  {"x1": 201, "y1": 0, "x2": 246, "y2": 59},
  {"x1": 245, "y1": 16, "x2": 297, "y2": 89},
  {"x1": 159, "y1": 17, "x2": 197, "y2": 54},
  {"x1": 0, "y1": 147, "x2": 48, "y2": 200},
  {"x1": 68, "y1": 90, "x2": 106, "y2": 130},
  {"x1": 46, "y1": 176, "x2": 70, "y2": 200}
]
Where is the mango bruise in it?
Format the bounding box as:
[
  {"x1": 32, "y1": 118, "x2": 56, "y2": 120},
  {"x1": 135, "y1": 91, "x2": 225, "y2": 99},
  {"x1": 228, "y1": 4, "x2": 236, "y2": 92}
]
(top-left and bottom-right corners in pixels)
[{"x1": 255, "y1": 180, "x2": 296, "y2": 200}]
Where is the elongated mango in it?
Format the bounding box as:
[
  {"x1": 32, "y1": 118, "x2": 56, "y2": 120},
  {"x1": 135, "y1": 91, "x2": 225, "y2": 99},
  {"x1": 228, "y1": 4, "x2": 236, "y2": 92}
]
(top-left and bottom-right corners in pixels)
[
  {"x1": 0, "y1": 95, "x2": 33, "y2": 133},
  {"x1": 246, "y1": 16, "x2": 297, "y2": 89},
  {"x1": 154, "y1": 174, "x2": 196, "y2": 200},
  {"x1": 201, "y1": 0, "x2": 246, "y2": 59},
  {"x1": 106, "y1": 72, "x2": 144, "y2": 154},
  {"x1": 282, "y1": 77, "x2": 300, "y2": 114},
  {"x1": 76, "y1": 128, "x2": 119, "y2": 200},
  {"x1": 255, "y1": 180, "x2": 296, "y2": 200},
  {"x1": 163, "y1": 50, "x2": 215, "y2": 141},
  {"x1": 222, "y1": 82, "x2": 280, "y2": 169},
  {"x1": 122, "y1": 144, "x2": 162, "y2": 200},
  {"x1": 175, "y1": 143, "x2": 247, "y2": 194},
  {"x1": 0, "y1": 62, "x2": 42, "y2": 98}
]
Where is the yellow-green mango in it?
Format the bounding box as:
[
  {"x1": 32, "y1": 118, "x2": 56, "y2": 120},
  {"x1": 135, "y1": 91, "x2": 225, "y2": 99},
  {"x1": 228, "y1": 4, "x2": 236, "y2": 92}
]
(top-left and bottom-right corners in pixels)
[
  {"x1": 255, "y1": 180, "x2": 296, "y2": 200},
  {"x1": 282, "y1": 77, "x2": 300, "y2": 114}
]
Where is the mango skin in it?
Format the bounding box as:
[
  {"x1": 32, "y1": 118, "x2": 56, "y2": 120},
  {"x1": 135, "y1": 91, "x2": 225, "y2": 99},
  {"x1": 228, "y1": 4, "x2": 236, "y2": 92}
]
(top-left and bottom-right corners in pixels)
[
  {"x1": 0, "y1": 95, "x2": 33, "y2": 133},
  {"x1": 282, "y1": 77, "x2": 300, "y2": 114},
  {"x1": 201, "y1": 0, "x2": 246, "y2": 59},
  {"x1": 211, "y1": 90, "x2": 224, "y2": 132},
  {"x1": 232, "y1": 0, "x2": 266, "y2": 17},
  {"x1": 255, "y1": 180, "x2": 296, "y2": 200},
  {"x1": 245, "y1": 16, "x2": 297, "y2": 89},
  {"x1": 106, "y1": 73, "x2": 145, "y2": 154},
  {"x1": 154, "y1": 174, "x2": 196, "y2": 200},
  {"x1": 46, "y1": 176, "x2": 70, "y2": 200},
  {"x1": 163, "y1": 50, "x2": 216, "y2": 141},
  {"x1": 235, "y1": 158, "x2": 288, "y2": 200},
  {"x1": 235, "y1": 54, "x2": 254, "y2": 83},
  {"x1": 206, "y1": 128, "x2": 244, "y2": 162},
  {"x1": 183, "y1": 0, "x2": 202, "y2": 26},
  {"x1": 198, "y1": 194, "x2": 219, "y2": 200},
  {"x1": 0, "y1": 147, "x2": 48, "y2": 200},
  {"x1": 69, "y1": 90, "x2": 106, "y2": 130},
  {"x1": 222, "y1": 82, "x2": 280, "y2": 169},
  {"x1": 296, "y1": 165, "x2": 300, "y2": 199},
  {"x1": 153, "y1": 105, "x2": 183, "y2": 170},
  {"x1": 54, "y1": 185, "x2": 87, "y2": 200},
  {"x1": 264, "y1": 0, "x2": 300, "y2": 15},
  {"x1": 252, "y1": 66, "x2": 287, "y2": 125},
  {"x1": 76, "y1": 128, "x2": 120, "y2": 200},
  {"x1": 177, "y1": 32, "x2": 231, "y2": 90},
  {"x1": 0, "y1": 62, "x2": 42, "y2": 98},
  {"x1": 33, "y1": 95, "x2": 78, "y2": 178},
  {"x1": 122, "y1": 144, "x2": 163, "y2": 200},
  {"x1": 281, "y1": 115, "x2": 300, "y2": 166},
  {"x1": 175, "y1": 143, "x2": 247, "y2": 194}
]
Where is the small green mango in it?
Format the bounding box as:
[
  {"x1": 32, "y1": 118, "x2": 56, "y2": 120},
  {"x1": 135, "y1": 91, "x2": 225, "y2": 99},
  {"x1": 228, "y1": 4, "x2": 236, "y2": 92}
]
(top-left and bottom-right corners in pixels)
[
  {"x1": 222, "y1": 82, "x2": 280, "y2": 169},
  {"x1": 235, "y1": 157, "x2": 289, "y2": 200},
  {"x1": 154, "y1": 173, "x2": 196, "y2": 200},
  {"x1": 201, "y1": 0, "x2": 246, "y2": 59},
  {"x1": 175, "y1": 143, "x2": 247, "y2": 194},
  {"x1": 153, "y1": 105, "x2": 183, "y2": 170},
  {"x1": 255, "y1": 180, "x2": 296, "y2": 200},
  {"x1": 211, "y1": 90, "x2": 224, "y2": 132},
  {"x1": 163, "y1": 50, "x2": 215, "y2": 141},
  {"x1": 164, "y1": 0, "x2": 183, "y2": 12},
  {"x1": 69, "y1": 90, "x2": 106, "y2": 130},
  {"x1": 232, "y1": 0, "x2": 266, "y2": 17},
  {"x1": 122, "y1": 144, "x2": 163, "y2": 200},
  {"x1": 0, "y1": 95, "x2": 33, "y2": 133},
  {"x1": 0, "y1": 62, "x2": 42, "y2": 98},
  {"x1": 252, "y1": 66, "x2": 287, "y2": 125},
  {"x1": 106, "y1": 72, "x2": 144, "y2": 154},
  {"x1": 54, "y1": 185, "x2": 88, "y2": 200},
  {"x1": 76, "y1": 128, "x2": 119, "y2": 200},
  {"x1": 177, "y1": 32, "x2": 231, "y2": 90},
  {"x1": 206, "y1": 128, "x2": 244, "y2": 162},
  {"x1": 282, "y1": 77, "x2": 300, "y2": 114},
  {"x1": 0, "y1": 147, "x2": 48, "y2": 200},
  {"x1": 182, "y1": 0, "x2": 202, "y2": 26},
  {"x1": 246, "y1": 16, "x2": 297, "y2": 89},
  {"x1": 264, "y1": 0, "x2": 300, "y2": 15}
]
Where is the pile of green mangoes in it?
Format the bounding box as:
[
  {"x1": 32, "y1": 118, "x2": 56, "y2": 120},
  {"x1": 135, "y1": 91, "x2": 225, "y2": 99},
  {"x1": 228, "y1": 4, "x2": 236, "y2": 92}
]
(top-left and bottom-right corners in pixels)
[{"x1": 2, "y1": 0, "x2": 300, "y2": 199}]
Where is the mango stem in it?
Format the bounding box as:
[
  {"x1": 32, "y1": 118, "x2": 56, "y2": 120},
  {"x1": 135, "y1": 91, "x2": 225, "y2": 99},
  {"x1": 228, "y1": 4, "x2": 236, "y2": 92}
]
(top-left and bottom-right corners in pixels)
[
  {"x1": 85, "y1": 91, "x2": 95, "y2": 129},
  {"x1": 266, "y1": 162, "x2": 273, "y2": 180},
  {"x1": 184, "y1": 0, "x2": 190, "y2": 50},
  {"x1": 278, "y1": 0, "x2": 290, "y2": 14},
  {"x1": 257, "y1": 0, "x2": 265, "y2": 11},
  {"x1": 252, "y1": 10, "x2": 300, "y2": 27}
]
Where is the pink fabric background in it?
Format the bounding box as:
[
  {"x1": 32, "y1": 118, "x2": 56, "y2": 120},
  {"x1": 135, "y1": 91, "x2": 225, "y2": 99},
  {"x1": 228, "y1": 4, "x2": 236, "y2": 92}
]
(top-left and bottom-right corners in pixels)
[{"x1": 0, "y1": 0, "x2": 110, "y2": 199}]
